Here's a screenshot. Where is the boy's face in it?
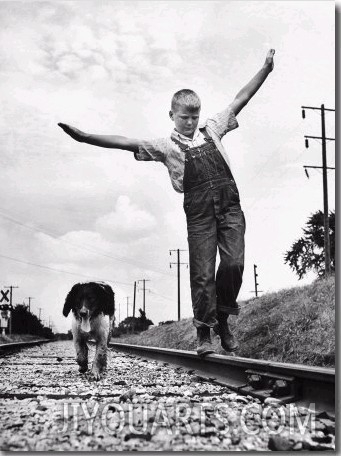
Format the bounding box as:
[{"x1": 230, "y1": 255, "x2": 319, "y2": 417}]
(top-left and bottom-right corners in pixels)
[{"x1": 169, "y1": 105, "x2": 200, "y2": 139}]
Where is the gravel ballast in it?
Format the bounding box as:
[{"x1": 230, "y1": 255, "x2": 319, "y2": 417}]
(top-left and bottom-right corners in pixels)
[{"x1": 0, "y1": 341, "x2": 335, "y2": 451}]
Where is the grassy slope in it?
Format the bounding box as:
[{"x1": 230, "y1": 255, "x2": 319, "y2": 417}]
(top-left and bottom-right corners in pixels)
[{"x1": 117, "y1": 275, "x2": 335, "y2": 367}]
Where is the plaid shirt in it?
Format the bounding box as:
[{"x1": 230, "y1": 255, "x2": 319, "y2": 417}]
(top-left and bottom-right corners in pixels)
[{"x1": 134, "y1": 105, "x2": 239, "y2": 193}]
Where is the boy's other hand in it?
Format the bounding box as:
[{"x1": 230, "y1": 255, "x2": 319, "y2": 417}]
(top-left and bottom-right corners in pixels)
[
  {"x1": 58, "y1": 123, "x2": 86, "y2": 142},
  {"x1": 264, "y1": 49, "x2": 275, "y2": 72}
]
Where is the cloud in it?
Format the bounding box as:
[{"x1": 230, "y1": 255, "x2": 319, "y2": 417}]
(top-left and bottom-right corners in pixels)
[
  {"x1": 0, "y1": 0, "x2": 334, "y2": 332},
  {"x1": 34, "y1": 230, "x2": 114, "y2": 264},
  {"x1": 55, "y1": 53, "x2": 84, "y2": 75},
  {"x1": 96, "y1": 195, "x2": 157, "y2": 241},
  {"x1": 0, "y1": 1, "x2": 189, "y2": 95}
]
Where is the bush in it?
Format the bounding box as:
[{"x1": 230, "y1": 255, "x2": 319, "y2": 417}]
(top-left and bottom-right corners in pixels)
[{"x1": 11, "y1": 305, "x2": 54, "y2": 339}]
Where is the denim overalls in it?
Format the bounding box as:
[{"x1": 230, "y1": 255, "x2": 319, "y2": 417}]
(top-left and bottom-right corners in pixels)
[{"x1": 172, "y1": 128, "x2": 245, "y2": 329}]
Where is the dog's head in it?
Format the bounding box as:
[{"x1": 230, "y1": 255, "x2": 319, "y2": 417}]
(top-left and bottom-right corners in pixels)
[{"x1": 63, "y1": 282, "x2": 115, "y2": 332}]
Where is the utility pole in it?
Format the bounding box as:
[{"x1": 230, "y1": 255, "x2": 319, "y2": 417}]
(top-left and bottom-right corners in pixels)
[
  {"x1": 125, "y1": 297, "x2": 131, "y2": 334},
  {"x1": 38, "y1": 308, "x2": 42, "y2": 323},
  {"x1": 137, "y1": 279, "x2": 150, "y2": 314},
  {"x1": 250, "y1": 264, "x2": 263, "y2": 297},
  {"x1": 169, "y1": 249, "x2": 188, "y2": 321},
  {"x1": 26, "y1": 296, "x2": 34, "y2": 313},
  {"x1": 132, "y1": 281, "x2": 137, "y2": 334},
  {"x1": 302, "y1": 104, "x2": 335, "y2": 275},
  {"x1": 4, "y1": 285, "x2": 18, "y2": 335},
  {"x1": 132, "y1": 281, "x2": 137, "y2": 318},
  {"x1": 254, "y1": 264, "x2": 259, "y2": 297}
]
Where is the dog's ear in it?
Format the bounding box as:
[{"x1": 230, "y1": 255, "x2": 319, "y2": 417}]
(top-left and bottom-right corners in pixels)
[
  {"x1": 97, "y1": 283, "x2": 115, "y2": 316},
  {"x1": 63, "y1": 283, "x2": 82, "y2": 317}
]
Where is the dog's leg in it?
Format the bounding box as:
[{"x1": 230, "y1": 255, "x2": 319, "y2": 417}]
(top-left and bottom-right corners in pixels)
[
  {"x1": 92, "y1": 335, "x2": 107, "y2": 381},
  {"x1": 75, "y1": 338, "x2": 88, "y2": 373},
  {"x1": 72, "y1": 325, "x2": 88, "y2": 373},
  {"x1": 107, "y1": 315, "x2": 114, "y2": 346},
  {"x1": 91, "y1": 315, "x2": 110, "y2": 380}
]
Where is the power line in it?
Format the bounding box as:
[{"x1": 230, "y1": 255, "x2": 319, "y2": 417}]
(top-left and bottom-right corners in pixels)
[
  {"x1": 256, "y1": 105, "x2": 335, "y2": 235},
  {"x1": 149, "y1": 290, "x2": 175, "y2": 302},
  {"x1": 242, "y1": 119, "x2": 306, "y2": 191},
  {"x1": 0, "y1": 208, "x2": 173, "y2": 278},
  {"x1": 243, "y1": 121, "x2": 310, "y2": 213},
  {"x1": 302, "y1": 104, "x2": 335, "y2": 275},
  {"x1": 0, "y1": 252, "x2": 131, "y2": 287},
  {"x1": 244, "y1": 136, "x2": 333, "y2": 222},
  {"x1": 0, "y1": 248, "x2": 181, "y2": 318}
]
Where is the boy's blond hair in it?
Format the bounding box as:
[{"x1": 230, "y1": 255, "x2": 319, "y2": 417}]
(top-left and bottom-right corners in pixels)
[{"x1": 171, "y1": 89, "x2": 201, "y2": 112}]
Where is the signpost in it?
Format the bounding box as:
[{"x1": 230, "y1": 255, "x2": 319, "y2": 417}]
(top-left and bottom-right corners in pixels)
[
  {"x1": 0, "y1": 289, "x2": 14, "y2": 335},
  {"x1": 0, "y1": 305, "x2": 13, "y2": 335}
]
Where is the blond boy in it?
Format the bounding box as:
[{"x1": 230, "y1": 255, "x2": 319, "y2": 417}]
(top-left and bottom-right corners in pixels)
[{"x1": 59, "y1": 49, "x2": 275, "y2": 356}]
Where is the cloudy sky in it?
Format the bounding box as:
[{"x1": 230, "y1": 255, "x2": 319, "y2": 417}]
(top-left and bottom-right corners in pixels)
[{"x1": 0, "y1": 1, "x2": 335, "y2": 332}]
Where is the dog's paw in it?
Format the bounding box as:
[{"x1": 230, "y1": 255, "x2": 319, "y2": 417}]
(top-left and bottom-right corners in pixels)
[
  {"x1": 91, "y1": 368, "x2": 102, "y2": 381},
  {"x1": 79, "y1": 365, "x2": 88, "y2": 374}
]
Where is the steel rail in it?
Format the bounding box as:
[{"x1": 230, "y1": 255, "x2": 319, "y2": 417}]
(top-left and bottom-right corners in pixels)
[
  {"x1": 110, "y1": 342, "x2": 335, "y2": 414},
  {"x1": 0, "y1": 339, "x2": 52, "y2": 353}
]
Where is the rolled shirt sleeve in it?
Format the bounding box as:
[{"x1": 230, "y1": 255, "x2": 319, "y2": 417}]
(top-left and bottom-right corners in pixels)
[
  {"x1": 206, "y1": 105, "x2": 239, "y2": 139},
  {"x1": 134, "y1": 138, "x2": 169, "y2": 162}
]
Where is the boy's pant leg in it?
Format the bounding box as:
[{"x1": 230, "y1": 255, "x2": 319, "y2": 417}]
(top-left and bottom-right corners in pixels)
[
  {"x1": 185, "y1": 190, "x2": 218, "y2": 329},
  {"x1": 216, "y1": 207, "x2": 245, "y2": 315}
]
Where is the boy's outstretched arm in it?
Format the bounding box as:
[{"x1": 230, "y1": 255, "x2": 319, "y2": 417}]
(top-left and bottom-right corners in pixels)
[
  {"x1": 230, "y1": 49, "x2": 275, "y2": 116},
  {"x1": 58, "y1": 123, "x2": 140, "y2": 153}
]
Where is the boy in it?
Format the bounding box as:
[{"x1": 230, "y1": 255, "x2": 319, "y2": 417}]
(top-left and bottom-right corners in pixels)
[{"x1": 58, "y1": 49, "x2": 275, "y2": 357}]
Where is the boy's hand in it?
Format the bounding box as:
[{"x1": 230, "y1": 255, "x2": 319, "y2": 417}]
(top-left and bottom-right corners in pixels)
[
  {"x1": 58, "y1": 123, "x2": 86, "y2": 142},
  {"x1": 264, "y1": 49, "x2": 275, "y2": 72}
]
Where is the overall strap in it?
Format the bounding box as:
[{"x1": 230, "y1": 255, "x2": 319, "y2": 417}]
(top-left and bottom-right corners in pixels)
[{"x1": 199, "y1": 127, "x2": 214, "y2": 142}]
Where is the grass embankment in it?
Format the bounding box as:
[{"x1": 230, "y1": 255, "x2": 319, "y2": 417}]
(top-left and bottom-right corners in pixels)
[
  {"x1": 0, "y1": 334, "x2": 46, "y2": 345},
  {"x1": 117, "y1": 275, "x2": 335, "y2": 367}
]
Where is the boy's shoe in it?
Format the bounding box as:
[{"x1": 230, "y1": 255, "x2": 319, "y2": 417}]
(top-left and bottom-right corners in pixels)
[
  {"x1": 197, "y1": 327, "x2": 215, "y2": 357},
  {"x1": 213, "y1": 317, "x2": 239, "y2": 352}
]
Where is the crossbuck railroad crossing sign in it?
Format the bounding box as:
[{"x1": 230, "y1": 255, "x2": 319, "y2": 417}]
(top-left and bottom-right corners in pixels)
[
  {"x1": 0, "y1": 289, "x2": 13, "y2": 311},
  {"x1": 0, "y1": 289, "x2": 10, "y2": 303}
]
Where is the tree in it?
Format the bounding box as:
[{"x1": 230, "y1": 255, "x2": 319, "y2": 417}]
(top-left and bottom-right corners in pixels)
[
  {"x1": 137, "y1": 309, "x2": 153, "y2": 331},
  {"x1": 118, "y1": 316, "x2": 139, "y2": 334},
  {"x1": 158, "y1": 320, "x2": 175, "y2": 326},
  {"x1": 284, "y1": 210, "x2": 335, "y2": 279},
  {"x1": 113, "y1": 309, "x2": 154, "y2": 336},
  {"x1": 11, "y1": 304, "x2": 54, "y2": 338}
]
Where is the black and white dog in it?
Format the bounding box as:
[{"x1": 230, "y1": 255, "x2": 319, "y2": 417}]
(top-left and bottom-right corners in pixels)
[{"x1": 63, "y1": 282, "x2": 115, "y2": 380}]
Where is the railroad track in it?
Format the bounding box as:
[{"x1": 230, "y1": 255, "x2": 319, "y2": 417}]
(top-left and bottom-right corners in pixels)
[
  {"x1": 0, "y1": 339, "x2": 51, "y2": 352},
  {"x1": 0, "y1": 340, "x2": 335, "y2": 451},
  {"x1": 110, "y1": 342, "x2": 335, "y2": 413}
]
